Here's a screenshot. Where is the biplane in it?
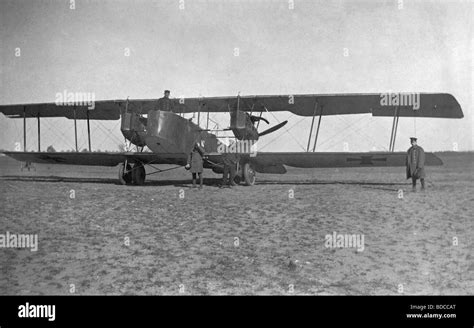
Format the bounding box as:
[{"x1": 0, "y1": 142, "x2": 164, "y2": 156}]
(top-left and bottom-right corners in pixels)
[{"x1": 0, "y1": 93, "x2": 463, "y2": 186}]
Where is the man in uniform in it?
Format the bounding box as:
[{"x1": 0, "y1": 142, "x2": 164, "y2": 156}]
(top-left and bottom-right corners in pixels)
[
  {"x1": 186, "y1": 142, "x2": 205, "y2": 189},
  {"x1": 406, "y1": 137, "x2": 426, "y2": 191},
  {"x1": 220, "y1": 143, "x2": 239, "y2": 188},
  {"x1": 157, "y1": 90, "x2": 174, "y2": 112}
]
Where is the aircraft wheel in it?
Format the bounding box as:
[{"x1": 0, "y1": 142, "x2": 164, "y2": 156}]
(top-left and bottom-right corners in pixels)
[
  {"x1": 242, "y1": 162, "x2": 256, "y2": 186},
  {"x1": 118, "y1": 163, "x2": 133, "y2": 185},
  {"x1": 132, "y1": 163, "x2": 146, "y2": 185}
]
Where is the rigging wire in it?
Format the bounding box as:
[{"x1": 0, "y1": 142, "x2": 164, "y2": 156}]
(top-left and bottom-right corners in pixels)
[
  {"x1": 309, "y1": 115, "x2": 368, "y2": 150},
  {"x1": 319, "y1": 115, "x2": 389, "y2": 151},
  {"x1": 263, "y1": 108, "x2": 306, "y2": 151},
  {"x1": 259, "y1": 115, "x2": 307, "y2": 151},
  {"x1": 41, "y1": 118, "x2": 77, "y2": 150},
  {"x1": 94, "y1": 120, "x2": 124, "y2": 150}
]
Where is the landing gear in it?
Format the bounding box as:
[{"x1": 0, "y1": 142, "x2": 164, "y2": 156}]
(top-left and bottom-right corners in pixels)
[
  {"x1": 118, "y1": 162, "x2": 146, "y2": 185},
  {"x1": 242, "y1": 162, "x2": 256, "y2": 186},
  {"x1": 118, "y1": 162, "x2": 132, "y2": 185},
  {"x1": 132, "y1": 163, "x2": 146, "y2": 185}
]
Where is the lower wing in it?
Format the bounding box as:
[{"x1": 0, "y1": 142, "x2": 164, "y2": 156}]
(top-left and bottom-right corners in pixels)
[
  {"x1": 1, "y1": 151, "x2": 188, "y2": 166},
  {"x1": 2, "y1": 151, "x2": 442, "y2": 175},
  {"x1": 207, "y1": 151, "x2": 442, "y2": 174}
]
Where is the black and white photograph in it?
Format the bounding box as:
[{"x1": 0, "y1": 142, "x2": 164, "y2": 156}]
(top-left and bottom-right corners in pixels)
[{"x1": 0, "y1": 0, "x2": 472, "y2": 324}]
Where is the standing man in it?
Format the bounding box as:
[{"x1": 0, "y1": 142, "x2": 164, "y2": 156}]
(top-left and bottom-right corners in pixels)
[
  {"x1": 157, "y1": 90, "x2": 174, "y2": 112},
  {"x1": 186, "y1": 142, "x2": 205, "y2": 189},
  {"x1": 221, "y1": 146, "x2": 239, "y2": 188},
  {"x1": 406, "y1": 137, "x2": 426, "y2": 191}
]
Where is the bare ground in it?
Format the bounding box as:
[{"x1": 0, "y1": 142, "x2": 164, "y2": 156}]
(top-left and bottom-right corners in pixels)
[{"x1": 0, "y1": 152, "x2": 472, "y2": 295}]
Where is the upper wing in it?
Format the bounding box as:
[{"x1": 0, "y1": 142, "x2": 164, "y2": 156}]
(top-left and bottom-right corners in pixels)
[
  {"x1": 173, "y1": 93, "x2": 463, "y2": 118},
  {"x1": 0, "y1": 101, "x2": 123, "y2": 120},
  {"x1": 2, "y1": 151, "x2": 188, "y2": 166},
  {"x1": 0, "y1": 93, "x2": 463, "y2": 120}
]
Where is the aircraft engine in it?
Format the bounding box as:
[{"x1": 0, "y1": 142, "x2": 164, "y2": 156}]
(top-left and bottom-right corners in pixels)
[{"x1": 120, "y1": 112, "x2": 147, "y2": 147}]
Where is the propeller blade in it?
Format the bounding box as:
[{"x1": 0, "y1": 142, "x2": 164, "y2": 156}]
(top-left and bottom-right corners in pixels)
[
  {"x1": 258, "y1": 120, "x2": 288, "y2": 137},
  {"x1": 250, "y1": 115, "x2": 269, "y2": 124}
]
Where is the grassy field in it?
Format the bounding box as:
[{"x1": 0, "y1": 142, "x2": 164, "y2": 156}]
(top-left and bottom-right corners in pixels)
[{"x1": 0, "y1": 152, "x2": 473, "y2": 295}]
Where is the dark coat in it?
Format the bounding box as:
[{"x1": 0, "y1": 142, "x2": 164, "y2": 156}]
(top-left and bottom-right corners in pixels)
[
  {"x1": 406, "y1": 145, "x2": 426, "y2": 179},
  {"x1": 187, "y1": 145, "x2": 204, "y2": 173},
  {"x1": 221, "y1": 152, "x2": 239, "y2": 166},
  {"x1": 157, "y1": 97, "x2": 173, "y2": 112}
]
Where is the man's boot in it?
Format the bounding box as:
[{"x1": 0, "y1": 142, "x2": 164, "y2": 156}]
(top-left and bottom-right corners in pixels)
[
  {"x1": 420, "y1": 179, "x2": 425, "y2": 191},
  {"x1": 221, "y1": 168, "x2": 228, "y2": 188},
  {"x1": 199, "y1": 175, "x2": 203, "y2": 189},
  {"x1": 192, "y1": 179, "x2": 196, "y2": 188},
  {"x1": 412, "y1": 178, "x2": 417, "y2": 192}
]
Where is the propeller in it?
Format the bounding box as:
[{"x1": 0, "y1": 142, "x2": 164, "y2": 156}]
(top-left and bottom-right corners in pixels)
[
  {"x1": 258, "y1": 120, "x2": 288, "y2": 137},
  {"x1": 249, "y1": 115, "x2": 269, "y2": 125}
]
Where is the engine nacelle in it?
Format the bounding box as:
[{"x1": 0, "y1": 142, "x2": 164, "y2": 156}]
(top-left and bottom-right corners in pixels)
[
  {"x1": 120, "y1": 112, "x2": 147, "y2": 147},
  {"x1": 230, "y1": 109, "x2": 259, "y2": 141}
]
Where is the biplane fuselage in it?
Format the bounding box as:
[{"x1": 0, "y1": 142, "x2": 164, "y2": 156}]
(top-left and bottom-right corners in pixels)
[
  {"x1": 120, "y1": 109, "x2": 259, "y2": 155},
  {"x1": 120, "y1": 110, "x2": 215, "y2": 154},
  {"x1": 117, "y1": 109, "x2": 262, "y2": 183}
]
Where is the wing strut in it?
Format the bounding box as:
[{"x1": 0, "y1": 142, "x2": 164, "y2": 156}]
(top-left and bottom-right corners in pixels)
[
  {"x1": 312, "y1": 106, "x2": 323, "y2": 152},
  {"x1": 23, "y1": 106, "x2": 27, "y2": 151},
  {"x1": 21, "y1": 106, "x2": 34, "y2": 170},
  {"x1": 256, "y1": 111, "x2": 263, "y2": 129},
  {"x1": 37, "y1": 113, "x2": 41, "y2": 151},
  {"x1": 389, "y1": 106, "x2": 400, "y2": 152},
  {"x1": 306, "y1": 100, "x2": 318, "y2": 152},
  {"x1": 86, "y1": 109, "x2": 92, "y2": 152},
  {"x1": 73, "y1": 106, "x2": 78, "y2": 152},
  {"x1": 197, "y1": 97, "x2": 202, "y2": 127}
]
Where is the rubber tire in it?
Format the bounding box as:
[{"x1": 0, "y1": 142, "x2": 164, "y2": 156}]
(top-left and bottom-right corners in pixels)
[
  {"x1": 242, "y1": 162, "x2": 256, "y2": 186},
  {"x1": 132, "y1": 163, "x2": 146, "y2": 185},
  {"x1": 119, "y1": 163, "x2": 133, "y2": 185}
]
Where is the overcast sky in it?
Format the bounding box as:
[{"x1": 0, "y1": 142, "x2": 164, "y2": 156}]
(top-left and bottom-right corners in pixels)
[{"x1": 0, "y1": 0, "x2": 472, "y2": 152}]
